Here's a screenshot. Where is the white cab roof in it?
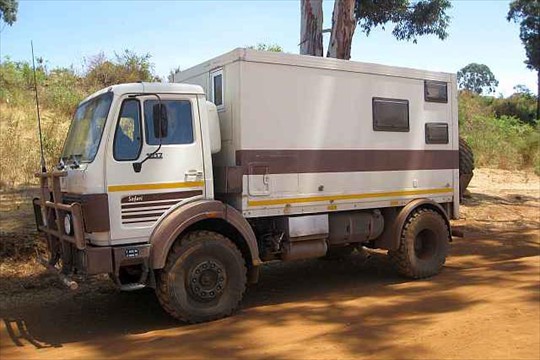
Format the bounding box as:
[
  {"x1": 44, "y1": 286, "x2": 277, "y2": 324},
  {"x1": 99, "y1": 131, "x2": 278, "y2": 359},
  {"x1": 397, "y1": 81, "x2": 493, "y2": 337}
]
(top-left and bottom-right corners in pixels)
[{"x1": 81, "y1": 82, "x2": 204, "y2": 103}]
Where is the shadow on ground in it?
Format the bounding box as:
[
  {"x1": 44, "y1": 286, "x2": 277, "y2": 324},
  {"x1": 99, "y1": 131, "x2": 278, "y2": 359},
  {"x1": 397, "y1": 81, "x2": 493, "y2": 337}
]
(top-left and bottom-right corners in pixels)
[{"x1": 1, "y1": 222, "x2": 538, "y2": 359}]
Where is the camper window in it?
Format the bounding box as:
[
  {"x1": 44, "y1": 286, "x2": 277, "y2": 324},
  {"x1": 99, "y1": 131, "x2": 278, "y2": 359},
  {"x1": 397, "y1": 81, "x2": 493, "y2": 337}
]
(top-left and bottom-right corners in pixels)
[
  {"x1": 372, "y1": 98, "x2": 409, "y2": 132},
  {"x1": 424, "y1": 80, "x2": 448, "y2": 103},
  {"x1": 211, "y1": 69, "x2": 224, "y2": 109},
  {"x1": 425, "y1": 123, "x2": 449, "y2": 144}
]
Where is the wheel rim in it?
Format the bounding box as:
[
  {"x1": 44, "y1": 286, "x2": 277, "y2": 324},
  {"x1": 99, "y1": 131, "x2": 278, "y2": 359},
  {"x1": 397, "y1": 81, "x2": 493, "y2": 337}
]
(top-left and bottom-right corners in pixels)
[
  {"x1": 414, "y1": 229, "x2": 438, "y2": 260},
  {"x1": 188, "y1": 260, "x2": 227, "y2": 302}
]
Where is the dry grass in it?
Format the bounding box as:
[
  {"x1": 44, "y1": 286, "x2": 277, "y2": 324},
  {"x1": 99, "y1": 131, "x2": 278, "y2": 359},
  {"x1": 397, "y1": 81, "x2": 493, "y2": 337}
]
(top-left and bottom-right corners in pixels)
[{"x1": 0, "y1": 105, "x2": 70, "y2": 188}]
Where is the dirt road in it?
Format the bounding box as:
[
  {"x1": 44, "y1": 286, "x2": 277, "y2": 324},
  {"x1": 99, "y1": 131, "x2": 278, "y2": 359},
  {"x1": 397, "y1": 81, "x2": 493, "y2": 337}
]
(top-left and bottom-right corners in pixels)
[{"x1": 1, "y1": 169, "x2": 539, "y2": 359}]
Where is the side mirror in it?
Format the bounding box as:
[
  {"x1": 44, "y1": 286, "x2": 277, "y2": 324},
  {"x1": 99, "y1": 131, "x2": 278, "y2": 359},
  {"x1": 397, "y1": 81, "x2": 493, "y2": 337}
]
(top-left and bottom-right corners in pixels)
[{"x1": 152, "y1": 103, "x2": 168, "y2": 139}]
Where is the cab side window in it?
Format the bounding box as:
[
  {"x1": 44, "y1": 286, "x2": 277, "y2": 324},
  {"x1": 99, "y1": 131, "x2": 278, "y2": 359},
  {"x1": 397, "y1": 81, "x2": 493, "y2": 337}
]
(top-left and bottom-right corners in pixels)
[
  {"x1": 113, "y1": 99, "x2": 142, "y2": 161},
  {"x1": 144, "y1": 100, "x2": 194, "y2": 145}
]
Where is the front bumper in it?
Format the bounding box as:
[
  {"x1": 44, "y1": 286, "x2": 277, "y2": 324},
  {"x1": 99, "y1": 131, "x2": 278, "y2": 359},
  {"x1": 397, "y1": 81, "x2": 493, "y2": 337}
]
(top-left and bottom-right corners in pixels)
[{"x1": 33, "y1": 171, "x2": 151, "y2": 287}]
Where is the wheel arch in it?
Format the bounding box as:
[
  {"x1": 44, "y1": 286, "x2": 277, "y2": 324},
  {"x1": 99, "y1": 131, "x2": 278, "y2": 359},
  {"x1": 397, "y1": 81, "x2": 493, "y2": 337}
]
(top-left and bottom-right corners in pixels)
[
  {"x1": 149, "y1": 200, "x2": 261, "y2": 270},
  {"x1": 374, "y1": 198, "x2": 452, "y2": 251}
]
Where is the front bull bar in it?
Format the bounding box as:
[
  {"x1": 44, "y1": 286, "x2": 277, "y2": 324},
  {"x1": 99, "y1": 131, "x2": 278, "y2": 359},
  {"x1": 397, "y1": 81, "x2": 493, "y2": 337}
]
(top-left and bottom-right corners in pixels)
[{"x1": 34, "y1": 170, "x2": 85, "y2": 288}]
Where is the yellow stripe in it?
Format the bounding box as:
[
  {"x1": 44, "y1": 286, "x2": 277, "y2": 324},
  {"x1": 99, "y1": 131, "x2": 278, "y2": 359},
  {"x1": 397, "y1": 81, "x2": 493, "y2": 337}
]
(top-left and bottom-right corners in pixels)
[
  {"x1": 248, "y1": 188, "x2": 453, "y2": 207},
  {"x1": 108, "y1": 181, "x2": 204, "y2": 192}
]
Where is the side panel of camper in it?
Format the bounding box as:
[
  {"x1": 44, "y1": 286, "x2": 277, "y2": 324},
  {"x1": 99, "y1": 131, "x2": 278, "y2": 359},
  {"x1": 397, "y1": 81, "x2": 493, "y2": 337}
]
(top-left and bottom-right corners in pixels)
[
  {"x1": 175, "y1": 49, "x2": 459, "y2": 220},
  {"x1": 236, "y1": 60, "x2": 457, "y2": 218}
]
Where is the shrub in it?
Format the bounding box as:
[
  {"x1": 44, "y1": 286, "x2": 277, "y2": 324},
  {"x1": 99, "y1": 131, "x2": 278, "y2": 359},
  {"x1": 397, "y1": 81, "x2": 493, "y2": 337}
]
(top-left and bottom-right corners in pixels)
[
  {"x1": 492, "y1": 93, "x2": 537, "y2": 125},
  {"x1": 462, "y1": 114, "x2": 539, "y2": 171},
  {"x1": 84, "y1": 50, "x2": 159, "y2": 88}
]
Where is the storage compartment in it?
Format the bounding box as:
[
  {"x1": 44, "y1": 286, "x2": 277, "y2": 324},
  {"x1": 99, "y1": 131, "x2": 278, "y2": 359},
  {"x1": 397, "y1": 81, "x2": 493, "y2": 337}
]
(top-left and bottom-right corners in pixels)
[{"x1": 328, "y1": 211, "x2": 384, "y2": 245}]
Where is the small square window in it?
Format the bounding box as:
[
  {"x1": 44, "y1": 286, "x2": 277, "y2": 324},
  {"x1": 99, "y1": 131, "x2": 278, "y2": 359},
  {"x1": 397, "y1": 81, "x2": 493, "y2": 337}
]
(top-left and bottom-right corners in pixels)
[
  {"x1": 211, "y1": 69, "x2": 224, "y2": 108},
  {"x1": 425, "y1": 122, "x2": 449, "y2": 144},
  {"x1": 372, "y1": 97, "x2": 409, "y2": 132},
  {"x1": 424, "y1": 80, "x2": 448, "y2": 103}
]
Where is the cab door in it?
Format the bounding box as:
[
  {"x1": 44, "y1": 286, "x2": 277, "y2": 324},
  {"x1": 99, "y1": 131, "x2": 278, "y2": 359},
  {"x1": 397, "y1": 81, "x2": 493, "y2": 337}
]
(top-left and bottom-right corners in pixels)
[{"x1": 106, "y1": 94, "x2": 205, "y2": 243}]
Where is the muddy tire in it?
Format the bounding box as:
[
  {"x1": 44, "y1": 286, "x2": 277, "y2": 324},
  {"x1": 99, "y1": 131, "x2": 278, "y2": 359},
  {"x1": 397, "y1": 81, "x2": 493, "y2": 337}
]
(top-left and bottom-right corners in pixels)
[
  {"x1": 459, "y1": 137, "x2": 475, "y2": 198},
  {"x1": 156, "y1": 231, "x2": 247, "y2": 323},
  {"x1": 388, "y1": 208, "x2": 450, "y2": 279}
]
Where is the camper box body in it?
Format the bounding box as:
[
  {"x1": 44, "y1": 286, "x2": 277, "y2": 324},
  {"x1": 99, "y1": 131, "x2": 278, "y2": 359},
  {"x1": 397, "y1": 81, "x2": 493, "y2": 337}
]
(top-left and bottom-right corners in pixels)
[{"x1": 174, "y1": 48, "x2": 459, "y2": 220}]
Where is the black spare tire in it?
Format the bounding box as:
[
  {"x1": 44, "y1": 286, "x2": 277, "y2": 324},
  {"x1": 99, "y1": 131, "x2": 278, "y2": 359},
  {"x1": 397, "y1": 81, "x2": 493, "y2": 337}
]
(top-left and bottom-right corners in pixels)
[{"x1": 459, "y1": 137, "x2": 475, "y2": 199}]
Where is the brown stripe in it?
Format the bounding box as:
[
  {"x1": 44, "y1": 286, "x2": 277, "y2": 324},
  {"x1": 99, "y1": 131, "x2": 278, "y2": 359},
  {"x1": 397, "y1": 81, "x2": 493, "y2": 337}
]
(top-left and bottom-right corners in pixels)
[
  {"x1": 121, "y1": 200, "x2": 180, "y2": 209},
  {"x1": 63, "y1": 193, "x2": 110, "y2": 232},
  {"x1": 121, "y1": 190, "x2": 203, "y2": 204},
  {"x1": 236, "y1": 150, "x2": 458, "y2": 173},
  {"x1": 122, "y1": 212, "x2": 165, "y2": 220}
]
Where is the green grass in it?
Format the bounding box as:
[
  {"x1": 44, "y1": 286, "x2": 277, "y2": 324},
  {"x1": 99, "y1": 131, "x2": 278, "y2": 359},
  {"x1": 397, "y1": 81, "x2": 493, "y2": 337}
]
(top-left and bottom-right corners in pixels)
[
  {"x1": 459, "y1": 92, "x2": 540, "y2": 175},
  {"x1": 461, "y1": 115, "x2": 539, "y2": 172}
]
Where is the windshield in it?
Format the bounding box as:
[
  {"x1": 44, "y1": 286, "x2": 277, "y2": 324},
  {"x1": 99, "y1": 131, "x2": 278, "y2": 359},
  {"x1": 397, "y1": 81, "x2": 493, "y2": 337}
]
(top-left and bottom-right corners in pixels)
[{"x1": 62, "y1": 92, "x2": 113, "y2": 164}]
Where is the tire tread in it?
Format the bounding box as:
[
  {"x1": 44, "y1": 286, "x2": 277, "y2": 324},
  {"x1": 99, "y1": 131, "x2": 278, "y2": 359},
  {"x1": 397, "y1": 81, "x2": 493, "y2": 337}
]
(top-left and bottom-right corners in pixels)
[{"x1": 389, "y1": 208, "x2": 449, "y2": 279}]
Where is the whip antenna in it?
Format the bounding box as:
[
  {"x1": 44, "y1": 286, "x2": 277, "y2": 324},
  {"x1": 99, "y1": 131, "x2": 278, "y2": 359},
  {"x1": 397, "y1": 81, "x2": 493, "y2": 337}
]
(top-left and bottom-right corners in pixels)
[{"x1": 31, "y1": 41, "x2": 46, "y2": 173}]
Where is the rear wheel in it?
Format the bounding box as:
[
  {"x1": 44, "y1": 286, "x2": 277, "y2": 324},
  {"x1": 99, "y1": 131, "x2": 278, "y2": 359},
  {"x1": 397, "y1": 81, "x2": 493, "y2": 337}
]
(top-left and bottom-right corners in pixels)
[
  {"x1": 156, "y1": 231, "x2": 246, "y2": 323},
  {"x1": 388, "y1": 208, "x2": 450, "y2": 279}
]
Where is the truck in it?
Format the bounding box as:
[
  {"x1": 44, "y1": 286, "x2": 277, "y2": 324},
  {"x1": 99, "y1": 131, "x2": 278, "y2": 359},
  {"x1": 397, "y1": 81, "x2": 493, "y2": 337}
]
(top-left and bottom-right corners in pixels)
[{"x1": 33, "y1": 48, "x2": 459, "y2": 323}]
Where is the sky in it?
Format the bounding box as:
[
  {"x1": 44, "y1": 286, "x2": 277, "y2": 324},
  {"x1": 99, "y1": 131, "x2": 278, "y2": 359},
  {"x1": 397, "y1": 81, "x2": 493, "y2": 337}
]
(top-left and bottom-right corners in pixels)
[{"x1": 0, "y1": 0, "x2": 536, "y2": 96}]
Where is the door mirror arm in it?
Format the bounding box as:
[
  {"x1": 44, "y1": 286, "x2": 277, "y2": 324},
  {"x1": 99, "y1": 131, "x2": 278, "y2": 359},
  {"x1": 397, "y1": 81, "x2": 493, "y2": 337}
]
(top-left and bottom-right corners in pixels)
[{"x1": 133, "y1": 143, "x2": 161, "y2": 173}]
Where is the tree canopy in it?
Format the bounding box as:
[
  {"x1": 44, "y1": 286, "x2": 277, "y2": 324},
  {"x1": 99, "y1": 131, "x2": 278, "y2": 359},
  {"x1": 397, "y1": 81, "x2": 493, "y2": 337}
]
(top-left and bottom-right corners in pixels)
[
  {"x1": 301, "y1": 0, "x2": 451, "y2": 60},
  {"x1": 507, "y1": 0, "x2": 540, "y2": 72},
  {"x1": 457, "y1": 63, "x2": 499, "y2": 95},
  {"x1": 0, "y1": 0, "x2": 18, "y2": 26},
  {"x1": 356, "y1": 0, "x2": 451, "y2": 43},
  {"x1": 84, "y1": 50, "x2": 159, "y2": 87},
  {"x1": 507, "y1": 0, "x2": 539, "y2": 120}
]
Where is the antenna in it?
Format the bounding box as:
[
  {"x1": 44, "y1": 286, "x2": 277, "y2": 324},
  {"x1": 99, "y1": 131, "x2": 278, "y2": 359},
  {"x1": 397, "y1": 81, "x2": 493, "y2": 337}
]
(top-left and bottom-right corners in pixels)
[{"x1": 31, "y1": 41, "x2": 46, "y2": 173}]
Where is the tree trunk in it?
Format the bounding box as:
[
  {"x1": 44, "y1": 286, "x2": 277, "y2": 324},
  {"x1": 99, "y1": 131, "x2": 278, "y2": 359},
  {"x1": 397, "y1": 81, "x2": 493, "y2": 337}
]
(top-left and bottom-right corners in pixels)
[
  {"x1": 300, "y1": 0, "x2": 323, "y2": 56},
  {"x1": 537, "y1": 70, "x2": 539, "y2": 121},
  {"x1": 326, "y1": 0, "x2": 357, "y2": 59}
]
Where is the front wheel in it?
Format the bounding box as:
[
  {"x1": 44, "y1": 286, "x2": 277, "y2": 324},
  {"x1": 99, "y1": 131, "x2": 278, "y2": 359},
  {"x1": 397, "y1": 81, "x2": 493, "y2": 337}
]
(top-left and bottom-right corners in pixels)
[
  {"x1": 156, "y1": 231, "x2": 247, "y2": 323},
  {"x1": 388, "y1": 208, "x2": 450, "y2": 279}
]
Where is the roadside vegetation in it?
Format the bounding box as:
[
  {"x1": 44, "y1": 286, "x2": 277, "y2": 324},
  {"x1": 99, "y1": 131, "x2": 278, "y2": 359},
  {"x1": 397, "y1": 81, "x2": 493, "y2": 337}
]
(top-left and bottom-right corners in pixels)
[
  {"x1": 459, "y1": 89, "x2": 539, "y2": 173},
  {"x1": 0, "y1": 51, "x2": 538, "y2": 188},
  {"x1": 0, "y1": 51, "x2": 158, "y2": 188}
]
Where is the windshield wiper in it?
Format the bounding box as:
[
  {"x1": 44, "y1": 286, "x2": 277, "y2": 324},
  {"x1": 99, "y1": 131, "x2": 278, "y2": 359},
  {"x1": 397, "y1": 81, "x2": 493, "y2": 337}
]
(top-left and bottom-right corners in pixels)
[
  {"x1": 57, "y1": 157, "x2": 67, "y2": 170},
  {"x1": 69, "y1": 154, "x2": 81, "y2": 169}
]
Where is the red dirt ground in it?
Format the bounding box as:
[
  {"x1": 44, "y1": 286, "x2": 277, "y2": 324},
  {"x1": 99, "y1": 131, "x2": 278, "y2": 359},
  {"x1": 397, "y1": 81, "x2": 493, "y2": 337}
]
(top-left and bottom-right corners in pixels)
[{"x1": 0, "y1": 168, "x2": 538, "y2": 359}]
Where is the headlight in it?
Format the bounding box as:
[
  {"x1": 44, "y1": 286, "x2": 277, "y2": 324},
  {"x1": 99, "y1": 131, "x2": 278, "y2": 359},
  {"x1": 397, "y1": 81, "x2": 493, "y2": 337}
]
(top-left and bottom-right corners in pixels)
[{"x1": 64, "y1": 214, "x2": 73, "y2": 235}]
